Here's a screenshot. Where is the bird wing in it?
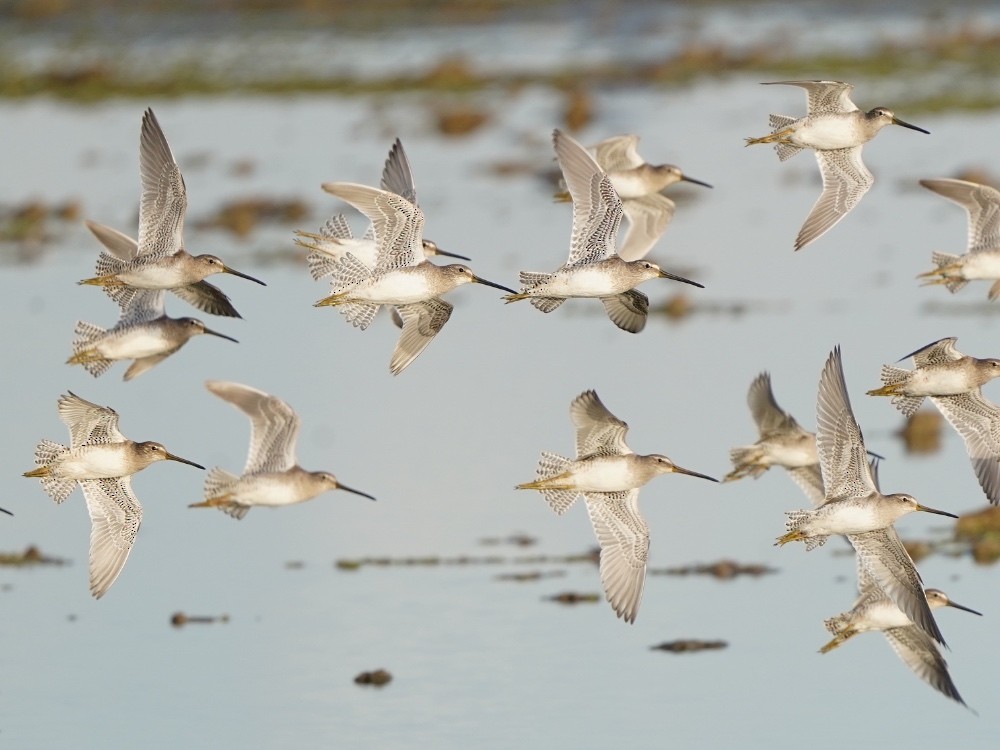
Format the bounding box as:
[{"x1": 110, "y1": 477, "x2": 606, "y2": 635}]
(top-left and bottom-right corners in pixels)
[
  {"x1": 171, "y1": 281, "x2": 240, "y2": 318},
  {"x1": 764, "y1": 80, "x2": 858, "y2": 114},
  {"x1": 930, "y1": 391, "x2": 1000, "y2": 505},
  {"x1": 848, "y1": 527, "x2": 945, "y2": 646},
  {"x1": 786, "y1": 465, "x2": 826, "y2": 507},
  {"x1": 380, "y1": 138, "x2": 419, "y2": 205},
  {"x1": 748, "y1": 371, "x2": 802, "y2": 436},
  {"x1": 81, "y1": 477, "x2": 142, "y2": 599},
  {"x1": 135, "y1": 108, "x2": 187, "y2": 260},
  {"x1": 600, "y1": 289, "x2": 649, "y2": 333},
  {"x1": 119, "y1": 289, "x2": 167, "y2": 326},
  {"x1": 883, "y1": 626, "x2": 966, "y2": 706},
  {"x1": 554, "y1": 129, "x2": 623, "y2": 266},
  {"x1": 795, "y1": 146, "x2": 873, "y2": 250},
  {"x1": 205, "y1": 380, "x2": 300, "y2": 474},
  {"x1": 321, "y1": 182, "x2": 426, "y2": 271},
  {"x1": 590, "y1": 134, "x2": 643, "y2": 171},
  {"x1": 570, "y1": 390, "x2": 632, "y2": 458},
  {"x1": 898, "y1": 337, "x2": 962, "y2": 367},
  {"x1": 919, "y1": 178, "x2": 1000, "y2": 254},
  {"x1": 58, "y1": 391, "x2": 125, "y2": 447},
  {"x1": 816, "y1": 346, "x2": 877, "y2": 500},
  {"x1": 390, "y1": 298, "x2": 454, "y2": 376},
  {"x1": 85, "y1": 220, "x2": 139, "y2": 261},
  {"x1": 618, "y1": 193, "x2": 676, "y2": 261},
  {"x1": 584, "y1": 489, "x2": 648, "y2": 624}
]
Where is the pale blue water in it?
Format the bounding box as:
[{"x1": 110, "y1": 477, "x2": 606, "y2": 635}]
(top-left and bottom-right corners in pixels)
[{"x1": 2, "y1": 33, "x2": 1000, "y2": 750}]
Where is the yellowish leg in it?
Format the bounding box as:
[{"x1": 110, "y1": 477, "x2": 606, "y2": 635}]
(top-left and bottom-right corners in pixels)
[
  {"x1": 744, "y1": 128, "x2": 795, "y2": 146},
  {"x1": 23, "y1": 466, "x2": 50, "y2": 478},
  {"x1": 774, "y1": 530, "x2": 805, "y2": 546},
  {"x1": 819, "y1": 629, "x2": 858, "y2": 654},
  {"x1": 188, "y1": 494, "x2": 235, "y2": 509},
  {"x1": 66, "y1": 349, "x2": 102, "y2": 365},
  {"x1": 866, "y1": 383, "x2": 902, "y2": 397},
  {"x1": 516, "y1": 472, "x2": 574, "y2": 491},
  {"x1": 78, "y1": 275, "x2": 125, "y2": 287}
]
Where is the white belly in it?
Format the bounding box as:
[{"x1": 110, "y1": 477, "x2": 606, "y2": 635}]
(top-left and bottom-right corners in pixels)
[
  {"x1": 793, "y1": 116, "x2": 869, "y2": 150},
  {"x1": 565, "y1": 456, "x2": 638, "y2": 492},
  {"x1": 120, "y1": 263, "x2": 190, "y2": 289},
  {"x1": 231, "y1": 473, "x2": 325, "y2": 507},
  {"x1": 859, "y1": 600, "x2": 913, "y2": 631},
  {"x1": 56, "y1": 443, "x2": 132, "y2": 479},
  {"x1": 97, "y1": 325, "x2": 176, "y2": 360},
  {"x1": 543, "y1": 265, "x2": 625, "y2": 298},
  {"x1": 351, "y1": 269, "x2": 433, "y2": 305},
  {"x1": 908, "y1": 366, "x2": 973, "y2": 396},
  {"x1": 811, "y1": 502, "x2": 882, "y2": 535},
  {"x1": 961, "y1": 252, "x2": 1000, "y2": 280}
]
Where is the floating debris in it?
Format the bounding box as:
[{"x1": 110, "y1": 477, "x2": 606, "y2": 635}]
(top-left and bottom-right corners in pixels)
[
  {"x1": 649, "y1": 559, "x2": 777, "y2": 580},
  {"x1": 354, "y1": 669, "x2": 392, "y2": 687},
  {"x1": 545, "y1": 591, "x2": 600, "y2": 605},
  {"x1": 561, "y1": 87, "x2": 594, "y2": 132},
  {"x1": 495, "y1": 570, "x2": 566, "y2": 582},
  {"x1": 478, "y1": 533, "x2": 538, "y2": 547},
  {"x1": 901, "y1": 539, "x2": 935, "y2": 564},
  {"x1": 896, "y1": 409, "x2": 943, "y2": 454},
  {"x1": 335, "y1": 551, "x2": 595, "y2": 571},
  {"x1": 0, "y1": 545, "x2": 69, "y2": 567},
  {"x1": 435, "y1": 107, "x2": 490, "y2": 137},
  {"x1": 955, "y1": 505, "x2": 1000, "y2": 564},
  {"x1": 284, "y1": 560, "x2": 306, "y2": 570},
  {"x1": 650, "y1": 639, "x2": 728, "y2": 653},
  {"x1": 194, "y1": 197, "x2": 310, "y2": 238},
  {"x1": 170, "y1": 611, "x2": 230, "y2": 628}
]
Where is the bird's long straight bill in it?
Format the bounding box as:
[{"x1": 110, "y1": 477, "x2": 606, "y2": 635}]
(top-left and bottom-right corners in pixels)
[
  {"x1": 166, "y1": 453, "x2": 206, "y2": 470},
  {"x1": 947, "y1": 600, "x2": 983, "y2": 616},
  {"x1": 339, "y1": 483, "x2": 377, "y2": 501},
  {"x1": 223, "y1": 266, "x2": 267, "y2": 286},
  {"x1": 681, "y1": 175, "x2": 713, "y2": 189},
  {"x1": 891, "y1": 116, "x2": 930, "y2": 135},
  {"x1": 204, "y1": 328, "x2": 240, "y2": 344},
  {"x1": 671, "y1": 465, "x2": 719, "y2": 482},
  {"x1": 657, "y1": 270, "x2": 704, "y2": 289},
  {"x1": 916, "y1": 503, "x2": 958, "y2": 519},
  {"x1": 472, "y1": 276, "x2": 518, "y2": 294},
  {"x1": 435, "y1": 248, "x2": 472, "y2": 261}
]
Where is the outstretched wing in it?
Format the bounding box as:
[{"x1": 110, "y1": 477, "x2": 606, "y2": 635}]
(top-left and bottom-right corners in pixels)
[
  {"x1": 584, "y1": 489, "x2": 648, "y2": 624},
  {"x1": 205, "y1": 380, "x2": 300, "y2": 474},
  {"x1": 795, "y1": 146, "x2": 873, "y2": 250},
  {"x1": 920, "y1": 178, "x2": 1000, "y2": 254},
  {"x1": 81, "y1": 476, "x2": 142, "y2": 599},
  {"x1": 570, "y1": 390, "x2": 631, "y2": 458},
  {"x1": 58, "y1": 392, "x2": 125, "y2": 447},
  {"x1": 136, "y1": 108, "x2": 187, "y2": 260}
]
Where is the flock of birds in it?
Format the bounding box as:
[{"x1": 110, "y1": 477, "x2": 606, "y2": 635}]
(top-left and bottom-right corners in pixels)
[{"x1": 15, "y1": 80, "x2": 1000, "y2": 709}]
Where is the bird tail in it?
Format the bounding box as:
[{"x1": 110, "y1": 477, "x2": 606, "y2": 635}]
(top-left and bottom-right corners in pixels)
[
  {"x1": 724, "y1": 445, "x2": 768, "y2": 481},
  {"x1": 872, "y1": 364, "x2": 924, "y2": 416},
  {"x1": 823, "y1": 612, "x2": 852, "y2": 636},
  {"x1": 203, "y1": 467, "x2": 239, "y2": 500},
  {"x1": 25, "y1": 440, "x2": 76, "y2": 502},
  {"x1": 535, "y1": 452, "x2": 579, "y2": 514},
  {"x1": 778, "y1": 510, "x2": 826, "y2": 550},
  {"x1": 67, "y1": 321, "x2": 113, "y2": 377},
  {"x1": 925, "y1": 252, "x2": 967, "y2": 293}
]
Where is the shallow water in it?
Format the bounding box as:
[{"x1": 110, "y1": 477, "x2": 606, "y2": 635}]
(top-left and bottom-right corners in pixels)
[{"x1": 1, "y1": 67, "x2": 1000, "y2": 750}]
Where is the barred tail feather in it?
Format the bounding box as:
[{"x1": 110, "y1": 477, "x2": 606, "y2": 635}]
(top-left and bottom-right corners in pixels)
[
  {"x1": 535, "y1": 452, "x2": 578, "y2": 514},
  {"x1": 879, "y1": 365, "x2": 924, "y2": 416},
  {"x1": 203, "y1": 467, "x2": 239, "y2": 500},
  {"x1": 930, "y1": 252, "x2": 967, "y2": 293},
  {"x1": 784, "y1": 510, "x2": 827, "y2": 550},
  {"x1": 824, "y1": 612, "x2": 852, "y2": 636},
  {"x1": 32, "y1": 440, "x2": 76, "y2": 502},
  {"x1": 339, "y1": 301, "x2": 381, "y2": 330},
  {"x1": 529, "y1": 297, "x2": 565, "y2": 313},
  {"x1": 518, "y1": 271, "x2": 554, "y2": 289},
  {"x1": 727, "y1": 445, "x2": 768, "y2": 480}
]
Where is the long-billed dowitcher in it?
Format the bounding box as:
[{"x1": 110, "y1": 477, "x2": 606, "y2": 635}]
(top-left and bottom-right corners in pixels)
[
  {"x1": 78, "y1": 109, "x2": 265, "y2": 316},
  {"x1": 189, "y1": 381, "x2": 375, "y2": 519},
  {"x1": 776, "y1": 347, "x2": 957, "y2": 646},
  {"x1": 505, "y1": 130, "x2": 704, "y2": 333},
  {"x1": 67, "y1": 289, "x2": 238, "y2": 381},
  {"x1": 820, "y1": 555, "x2": 979, "y2": 707},
  {"x1": 84, "y1": 220, "x2": 245, "y2": 319},
  {"x1": 869, "y1": 337, "x2": 1000, "y2": 505},
  {"x1": 745, "y1": 81, "x2": 929, "y2": 250},
  {"x1": 23, "y1": 392, "x2": 204, "y2": 597},
  {"x1": 554, "y1": 134, "x2": 712, "y2": 261},
  {"x1": 917, "y1": 178, "x2": 1000, "y2": 299},
  {"x1": 516, "y1": 390, "x2": 717, "y2": 624},
  {"x1": 724, "y1": 372, "x2": 823, "y2": 505},
  {"x1": 313, "y1": 182, "x2": 515, "y2": 375},
  {"x1": 296, "y1": 139, "x2": 468, "y2": 281}
]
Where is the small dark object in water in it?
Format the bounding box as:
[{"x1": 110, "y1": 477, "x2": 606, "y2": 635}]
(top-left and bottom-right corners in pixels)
[
  {"x1": 546, "y1": 591, "x2": 600, "y2": 605},
  {"x1": 650, "y1": 639, "x2": 728, "y2": 653},
  {"x1": 170, "y1": 611, "x2": 230, "y2": 628},
  {"x1": 354, "y1": 669, "x2": 392, "y2": 687}
]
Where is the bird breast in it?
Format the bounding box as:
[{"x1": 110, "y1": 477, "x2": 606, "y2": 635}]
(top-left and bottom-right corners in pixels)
[
  {"x1": 54, "y1": 443, "x2": 136, "y2": 479},
  {"x1": 790, "y1": 114, "x2": 871, "y2": 150},
  {"x1": 95, "y1": 323, "x2": 179, "y2": 360}
]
